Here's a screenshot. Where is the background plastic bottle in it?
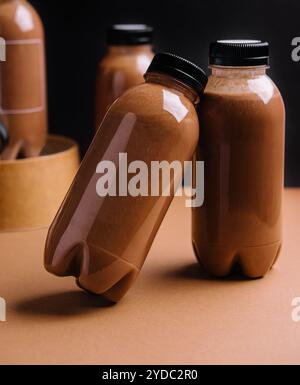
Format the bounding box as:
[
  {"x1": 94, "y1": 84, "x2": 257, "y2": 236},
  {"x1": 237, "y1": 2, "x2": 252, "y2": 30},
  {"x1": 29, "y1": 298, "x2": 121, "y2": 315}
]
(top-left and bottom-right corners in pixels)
[
  {"x1": 0, "y1": 0, "x2": 47, "y2": 160},
  {"x1": 95, "y1": 24, "x2": 154, "y2": 128}
]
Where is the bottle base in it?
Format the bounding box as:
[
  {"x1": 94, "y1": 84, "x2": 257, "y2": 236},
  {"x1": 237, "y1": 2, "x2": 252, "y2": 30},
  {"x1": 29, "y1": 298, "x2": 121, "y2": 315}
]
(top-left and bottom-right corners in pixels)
[
  {"x1": 45, "y1": 241, "x2": 140, "y2": 303},
  {"x1": 192, "y1": 241, "x2": 282, "y2": 278}
]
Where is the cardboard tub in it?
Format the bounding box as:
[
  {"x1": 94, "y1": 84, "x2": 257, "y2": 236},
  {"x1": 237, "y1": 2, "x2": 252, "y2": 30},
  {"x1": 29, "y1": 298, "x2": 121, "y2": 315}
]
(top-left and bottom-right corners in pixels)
[{"x1": 0, "y1": 135, "x2": 80, "y2": 232}]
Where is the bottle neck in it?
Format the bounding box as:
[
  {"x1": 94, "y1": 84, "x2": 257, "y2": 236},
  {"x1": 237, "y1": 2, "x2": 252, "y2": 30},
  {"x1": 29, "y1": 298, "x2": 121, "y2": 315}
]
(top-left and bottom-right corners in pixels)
[
  {"x1": 107, "y1": 44, "x2": 153, "y2": 55},
  {"x1": 210, "y1": 65, "x2": 267, "y2": 78},
  {"x1": 145, "y1": 72, "x2": 200, "y2": 104}
]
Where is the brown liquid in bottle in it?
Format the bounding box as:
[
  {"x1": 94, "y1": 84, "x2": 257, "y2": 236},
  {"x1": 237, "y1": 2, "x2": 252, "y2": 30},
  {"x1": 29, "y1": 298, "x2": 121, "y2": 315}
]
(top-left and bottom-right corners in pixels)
[
  {"x1": 0, "y1": 0, "x2": 47, "y2": 160},
  {"x1": 45, "y1": 53, "x2": 207, "y2": 302},
  {"x1": 192, "y1": 62, "x2": 285, "y2": 277},
  {"x1": 95, "y1": 25, "x2": 154, "y2": 128}
]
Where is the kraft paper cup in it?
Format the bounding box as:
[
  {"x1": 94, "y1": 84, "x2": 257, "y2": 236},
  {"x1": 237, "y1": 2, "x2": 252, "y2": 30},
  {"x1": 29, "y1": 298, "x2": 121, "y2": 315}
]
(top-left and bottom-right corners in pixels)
[{"x1": 0, "y1": 135, "x2": 80, "y2": 232}]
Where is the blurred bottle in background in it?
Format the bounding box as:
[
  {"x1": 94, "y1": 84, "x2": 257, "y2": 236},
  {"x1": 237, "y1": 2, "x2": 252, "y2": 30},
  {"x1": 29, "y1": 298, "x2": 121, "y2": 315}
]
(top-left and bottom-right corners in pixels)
[
  {"x1": 95, "y1": 24, "x2": 154, "y2": 129},
  {"x1": 0, "y1": 0, "x2": 47, "y2": 160}
]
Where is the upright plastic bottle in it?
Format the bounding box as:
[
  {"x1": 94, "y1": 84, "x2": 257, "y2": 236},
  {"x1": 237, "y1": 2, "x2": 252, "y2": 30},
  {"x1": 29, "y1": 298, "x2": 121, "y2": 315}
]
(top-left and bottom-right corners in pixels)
[
  {"x1": 45, "y1": 53, "x2": 207, "y2": 302},
  {"x1": 95, "y1": 24, "x2": 154, "y2": 128},
  {"x1": 0, "y1": 0, "x2": 47, "y2": 160},
  {"x1": 192, "y1": 40, "x2": 285, "y2": 277}
]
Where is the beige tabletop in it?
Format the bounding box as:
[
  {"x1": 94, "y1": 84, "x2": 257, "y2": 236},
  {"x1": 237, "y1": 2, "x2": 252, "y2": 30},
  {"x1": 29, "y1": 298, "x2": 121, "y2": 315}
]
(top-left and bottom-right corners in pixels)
[{"x1": 0, "y1": 189, "x2": 299, "y2": 365}]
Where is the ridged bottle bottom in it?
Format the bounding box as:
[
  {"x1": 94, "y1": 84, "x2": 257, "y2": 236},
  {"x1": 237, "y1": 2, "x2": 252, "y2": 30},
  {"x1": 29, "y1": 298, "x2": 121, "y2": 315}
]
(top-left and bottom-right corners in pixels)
[
  {"x1": 192, "y1": 240, "x2": 282, "y2": 278},
  {"x1": 45, "y1": 241, "x2": 139, "y2": 303}
]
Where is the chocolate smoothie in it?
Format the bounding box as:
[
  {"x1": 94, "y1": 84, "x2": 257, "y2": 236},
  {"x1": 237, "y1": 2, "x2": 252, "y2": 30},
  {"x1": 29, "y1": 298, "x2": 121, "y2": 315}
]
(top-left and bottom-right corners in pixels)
[
  {"x1": 95, "y1": 24, "x2": 154, "y2": 128},
  {"x1": 0, "y1": 0, "x2": 47, "y2": 160},
  {"x1": 45, "y1": 53, "x2": 207, "y2": 302},
  {"x1": 192, "y1": 40, "x2": 285, "y2": 277}
]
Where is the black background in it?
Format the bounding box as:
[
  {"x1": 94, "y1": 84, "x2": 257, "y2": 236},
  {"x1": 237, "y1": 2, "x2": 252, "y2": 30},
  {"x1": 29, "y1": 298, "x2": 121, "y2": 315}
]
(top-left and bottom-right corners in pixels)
[{"x1": 29, "y1": 0, "x2": 300, "y2": 186}]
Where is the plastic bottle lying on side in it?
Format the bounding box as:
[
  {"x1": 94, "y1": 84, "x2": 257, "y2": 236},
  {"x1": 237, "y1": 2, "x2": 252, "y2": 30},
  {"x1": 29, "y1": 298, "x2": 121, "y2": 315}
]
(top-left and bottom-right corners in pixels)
[{"x1": 45, "y1": 53, "x2": 207, "y2": 302}]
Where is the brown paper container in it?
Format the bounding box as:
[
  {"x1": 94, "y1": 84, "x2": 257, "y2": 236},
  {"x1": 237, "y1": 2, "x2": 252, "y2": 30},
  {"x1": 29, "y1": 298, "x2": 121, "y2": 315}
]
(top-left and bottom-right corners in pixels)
[{"x1": 0, "y1": 135, "x2": 80, "y2": 232}]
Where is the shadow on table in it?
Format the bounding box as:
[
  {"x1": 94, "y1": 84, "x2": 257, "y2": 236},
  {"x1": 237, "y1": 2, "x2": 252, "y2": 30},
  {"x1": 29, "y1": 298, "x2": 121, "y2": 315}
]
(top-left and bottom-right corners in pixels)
[
  {"x1": 165, "y1": 262, "x2": 257, "y2": 282},
  {"x1": 15, "y1": 290, "x2": 114, "y2": 318}
]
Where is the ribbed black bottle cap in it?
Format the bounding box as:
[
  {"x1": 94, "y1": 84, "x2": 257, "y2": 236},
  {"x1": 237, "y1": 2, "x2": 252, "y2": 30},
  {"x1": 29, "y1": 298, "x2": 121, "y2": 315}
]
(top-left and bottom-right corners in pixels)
[
  {"x1": 209, "y1": 40, "x2": 269, "y2": 66},
  {"x1": 107, "y1": 24, "x2": 153, "y2": 46},
  {"x1": 0, "y1": 122, "x2": 8, "y2": 151},
  {"x1": 145, "y1": 52, "x2": 208, "y2": 96}
]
